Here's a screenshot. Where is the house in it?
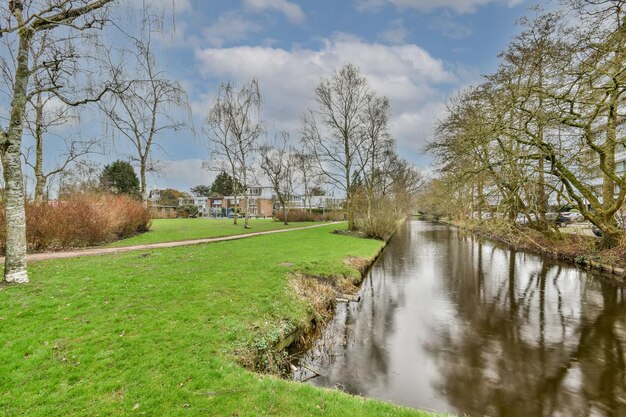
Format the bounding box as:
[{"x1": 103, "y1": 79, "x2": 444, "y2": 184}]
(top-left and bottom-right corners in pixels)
[{"x1": 221, "y1": 186, "x2": 274, "y2": 217}]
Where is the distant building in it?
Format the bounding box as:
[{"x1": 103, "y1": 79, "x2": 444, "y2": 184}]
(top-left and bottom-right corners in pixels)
[{"x1": 148, "y1": 186, "x2": 345, "y2": 218}]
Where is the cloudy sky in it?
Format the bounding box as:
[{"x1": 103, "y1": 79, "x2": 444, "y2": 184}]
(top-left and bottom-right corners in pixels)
[{"x1": 37, "y1": 0, "x2": 534, "y2": 193}]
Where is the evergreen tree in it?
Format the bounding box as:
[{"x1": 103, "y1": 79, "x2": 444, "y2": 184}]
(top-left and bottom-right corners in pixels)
[
  {"x1": 100, "y1": 160, "x2": 140, "y2": 197},
  {"x1": 190, "y1": 185, "x2": 212, "y2": 197},
  {"x1": 210, "y1": 171, "x2": 242, "y2": 196}
]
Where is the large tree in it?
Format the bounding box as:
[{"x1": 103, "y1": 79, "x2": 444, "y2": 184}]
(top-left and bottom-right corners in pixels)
[
  {"x1": 205, "y1": 80, "x2": 263, "y2": 228},
  {"x1": 0, "y1": 0, "x2": 114, "y2": 283},
  {"x1": 190, "y1": 185, "x2": 212, "y2": 197},
  {"x1": 100, "y1": 160, "x2": 140, "y2": 197},
  {"x1": 22, "y1": 30, "x2": 103, "y2": 203},
  {"x1": 302, "y1": 64, "x2": 371, "y2": 230},
  {"x1": 209, "y1": 171, "x2": 242, "y2": 196},
  {"x1": 260, "y1": 132, "x2": 296, "y2": 225},
  {"x1": 100, "y1": 8, "x2": 188, "y2": 205}
]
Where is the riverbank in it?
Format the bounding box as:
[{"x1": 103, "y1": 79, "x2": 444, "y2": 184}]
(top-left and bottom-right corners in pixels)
[
  {"x1": 444, "y1": 219, "x2": 626, "y2": 279},
  {"x1": 0, "y1": 224, "x2": 439, "y2": 416},
  {"x1": 284, "y1": 218, "x2": 405, "y2": 362}
]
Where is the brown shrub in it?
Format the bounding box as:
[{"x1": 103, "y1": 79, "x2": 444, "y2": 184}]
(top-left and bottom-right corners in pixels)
[
  {"x1": 274, "y1": 209, "x2": 345, "y2": 223},
  {"x1": 353, "y1": 196, "x2": 401, "y2": 240},
  {"x1": 0, "y1": 193, "x2": 151, "y2": 254},
  {"x1": 275, "y1": 210, "x2": 321, "y2": 222}
]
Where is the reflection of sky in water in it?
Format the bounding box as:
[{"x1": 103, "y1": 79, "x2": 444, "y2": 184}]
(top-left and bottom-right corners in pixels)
[{"x1": 295, "y1": 220, "x2": 626, "y2": 417}]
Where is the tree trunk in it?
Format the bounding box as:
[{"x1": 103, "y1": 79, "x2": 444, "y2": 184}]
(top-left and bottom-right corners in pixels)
[
  {"x1": 140, "y1": 161, "x2": 148, "y2": 208},
  {"x1": 242, "y1": 169, "x2": 250, "y2": 229},
  {"x1": 2, "y1": 30, "x2": 32, "y2": 283},
  {"x1": 345, "y1": 169, "x2": 355, "y2": 230},
  {"x1": 600, "y1": 89, "x2": 619, "y2": 249},
  {"x1": 33, "y1": 94, "x2": 45, "y2": 204},
  {"x1": 536, "y1": 70, "x2": 546, "y2": 222},
  {"x1": 284, "y1": 202, "x2": 289, "y2": 225},
  {"x1": 477, "y1": 179, "x2": 484, "y2": 221},
  {"x1": 538, "y1": 157, "x2": 548, "y2": 229}
]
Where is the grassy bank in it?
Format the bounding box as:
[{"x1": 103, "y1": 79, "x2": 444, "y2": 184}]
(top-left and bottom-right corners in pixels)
[
  {"x1": 1, "y1": 224, "x2": 441, "y2": 416},
  {"x1": 109, "y1": 218, "x2": 322, "y2": 247},
  {"x1": 449, "y1": 219, "x2": 626, "y2": 276}
]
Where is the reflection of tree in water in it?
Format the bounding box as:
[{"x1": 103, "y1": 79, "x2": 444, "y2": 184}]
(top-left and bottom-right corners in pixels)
[
  {"x1": 334, "y1": 222, "x2": 423, "y2": 393},
  {"x1": 299, "y1": 221, "x2": 420, "y2": 394},
  {"x1": 427, "y1": 236, "x2": 626, "y2": 417}
]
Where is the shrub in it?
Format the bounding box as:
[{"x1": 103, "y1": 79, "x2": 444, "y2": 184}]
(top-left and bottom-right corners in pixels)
[
  {"x1": 321, "y1": 210, "x2": 345, "y2": 222},
  {"x1": 0, "y1": 193, "x2": 151, "y2": 254},
  {"x1": 353, "y1": 195, "x2": 401, "y2": 240},
  {"x1": 274, "y1": 210, "x2": 321, "y2": 222},
  {"x1": 273, "y1": 210, "x2": 345, "y2": 223}
]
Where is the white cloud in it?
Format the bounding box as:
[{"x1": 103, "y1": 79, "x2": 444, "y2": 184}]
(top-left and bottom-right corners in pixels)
[
  {"x1": 355, "y1": 0, "x2": 523, "y2": 14},
  {"x1": 202, "y1": 12, "x2": 263, "y2": 47},
  {"x1": 378, "y1": 19, "x2": 410, "y2": 44},
  {"x1": 243, "y1": 0, "x2": 306, "y2": 24},
  {"x1": 194, "y1": 35, "x2": 459, "y2": 159},
  {"x1": 430, "y1": 12, "x2": 473, "y2": 39}
]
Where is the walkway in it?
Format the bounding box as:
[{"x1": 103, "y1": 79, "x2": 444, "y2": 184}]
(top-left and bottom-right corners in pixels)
[{"x1": 3, "y1": 222, "x2": 342, "y2": 263}]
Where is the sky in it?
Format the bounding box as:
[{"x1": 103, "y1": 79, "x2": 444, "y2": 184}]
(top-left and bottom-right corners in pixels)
[{"x1": 29, "y1": 0, "x2": 535, "y2": 194}]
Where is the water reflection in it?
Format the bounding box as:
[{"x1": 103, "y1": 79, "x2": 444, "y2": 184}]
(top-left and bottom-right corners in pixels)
[{"x1": 295, "y1": 220, "x2": 626, "y2": 417}]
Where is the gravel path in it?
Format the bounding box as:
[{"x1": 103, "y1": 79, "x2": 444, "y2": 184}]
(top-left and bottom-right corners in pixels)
[{"x1": 1, "y1": 222, "x2": 342, "y2": 263}]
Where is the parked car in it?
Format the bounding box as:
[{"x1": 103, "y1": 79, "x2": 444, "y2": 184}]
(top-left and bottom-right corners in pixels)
[
  {"x1": 561, "y1": 212, "x2": 584, "y2": 222},
  {"x1": 544, "y1": 212, "x2": 571, "y2": 227},
  {"x1": 591, "y1": 212, "x2": 626, "y2": 237},
  {"x1": 591, "y1": 223, "x2": 626, "y2": 237}
]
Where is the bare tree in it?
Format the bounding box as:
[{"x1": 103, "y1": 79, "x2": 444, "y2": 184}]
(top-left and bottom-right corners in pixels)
[
  {"x1": 0, "y1": 0, "x2": 114, "y2": 283},
  {"x1": 205, "y1": 80, "x2": 263, "y2": 228},
  {"x1": 260, "y1": 132, "x2": 297, "y2": 224},
  {"x1": 356, "y1": 94, "x2": 395, "y2": 223},
  {"x1": 426, "y1": 1, "x2": 626, "y2": 248},
  {"x1": 293, "y1": 144, "x2": 322, "y2": 212},
  {"x1": 21, "y1": 29, "x2": 107, "y2": 203},
  {"x1": 100, "y1": 12, "x2": 189, "y2": 205},
  {"x1": 302, "y1": 64, "x2": 371, "y2": 230}
]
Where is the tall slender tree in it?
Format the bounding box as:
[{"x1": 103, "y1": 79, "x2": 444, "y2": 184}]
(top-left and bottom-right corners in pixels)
[
  {"x1": 302, "y1": 64, "x2": 371, "y2": 230},
  {"x1": 100, "y1": 9, "x2": 189, "y2": 205},
  {"x1": 0, "y1": 0, "x2": 114, "y2": 283},
  {"x1": 206, "y1": 80, "x2": 263, "y2": 228}
]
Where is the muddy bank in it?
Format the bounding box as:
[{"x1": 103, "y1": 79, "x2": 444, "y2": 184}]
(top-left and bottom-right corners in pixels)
[
  {"x1": 244, "y1": 229, "x2": 393, "y2": 376},
  {"x1": 446, "y1": 219, "x2": 626, "y2": 280}
]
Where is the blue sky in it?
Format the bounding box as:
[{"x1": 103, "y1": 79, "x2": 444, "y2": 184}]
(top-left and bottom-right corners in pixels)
[{"x1": 29, "y1": 0, "x2": 534, "y2": 193}]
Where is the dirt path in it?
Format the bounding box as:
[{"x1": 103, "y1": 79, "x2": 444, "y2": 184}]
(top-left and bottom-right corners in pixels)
[{"x1": 3, "y1": 222, "x2": 343, "y2": 263}]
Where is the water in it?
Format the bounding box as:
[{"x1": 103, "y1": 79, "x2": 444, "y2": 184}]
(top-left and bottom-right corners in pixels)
[{"x1": 294, "y1": 220, "x2": 626, "y2": 417}]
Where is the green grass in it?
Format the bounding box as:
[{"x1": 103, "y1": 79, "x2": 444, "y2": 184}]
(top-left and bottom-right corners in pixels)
[
  {"x1": 0, "y1": 225, "x2": 442, "y2": 417},
  {"x1": 109, "y1": 218, "x2": 323, "y2": 247}
]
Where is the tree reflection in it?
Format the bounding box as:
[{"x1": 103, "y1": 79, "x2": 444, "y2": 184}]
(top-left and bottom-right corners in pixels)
[
  {"x1": 297, "y1": 221, "x2": 626, "y2": 417},
  {"x1": 428, "y1": 237, "x2": 626, "y2": 417}
]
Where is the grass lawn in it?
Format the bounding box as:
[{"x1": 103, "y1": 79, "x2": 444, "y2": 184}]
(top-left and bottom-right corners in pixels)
[
  {"x1": 108, "y1": 218, "x2": 324, "y2": 247},
  {"x1": 0, "y1": 224, "x2": 442, "y2": 417}
]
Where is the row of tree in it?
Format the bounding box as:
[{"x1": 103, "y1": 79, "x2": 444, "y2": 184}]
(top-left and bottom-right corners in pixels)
[
  {"x1": 0, "y1": 2, "x2": 422, "y2": 284},
  {"x1": 424, "y1": 0, "x2": 625, "y2": 249},
  {"x1": 205, "y1": 64, "x2": 424, "y2": 230}
]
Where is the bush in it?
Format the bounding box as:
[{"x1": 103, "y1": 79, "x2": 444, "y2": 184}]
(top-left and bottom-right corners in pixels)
[
  {"x1": 0, "y1": 193, "x2": 151, "y2": 254},
  {"x1": 274, "y1": 210, "x2": 345, "y2": 223},
  {"x1": 275, "y1": 210, "x2": 321, "y2": 222},
  {"x1": 353, "y1": 195, "x2": 401, "y2": 240}
]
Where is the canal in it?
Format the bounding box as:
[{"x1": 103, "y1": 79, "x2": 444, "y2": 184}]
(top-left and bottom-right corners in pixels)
[{"x1": 294, "y1": 220, "x2": 626, "y2": 416}]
